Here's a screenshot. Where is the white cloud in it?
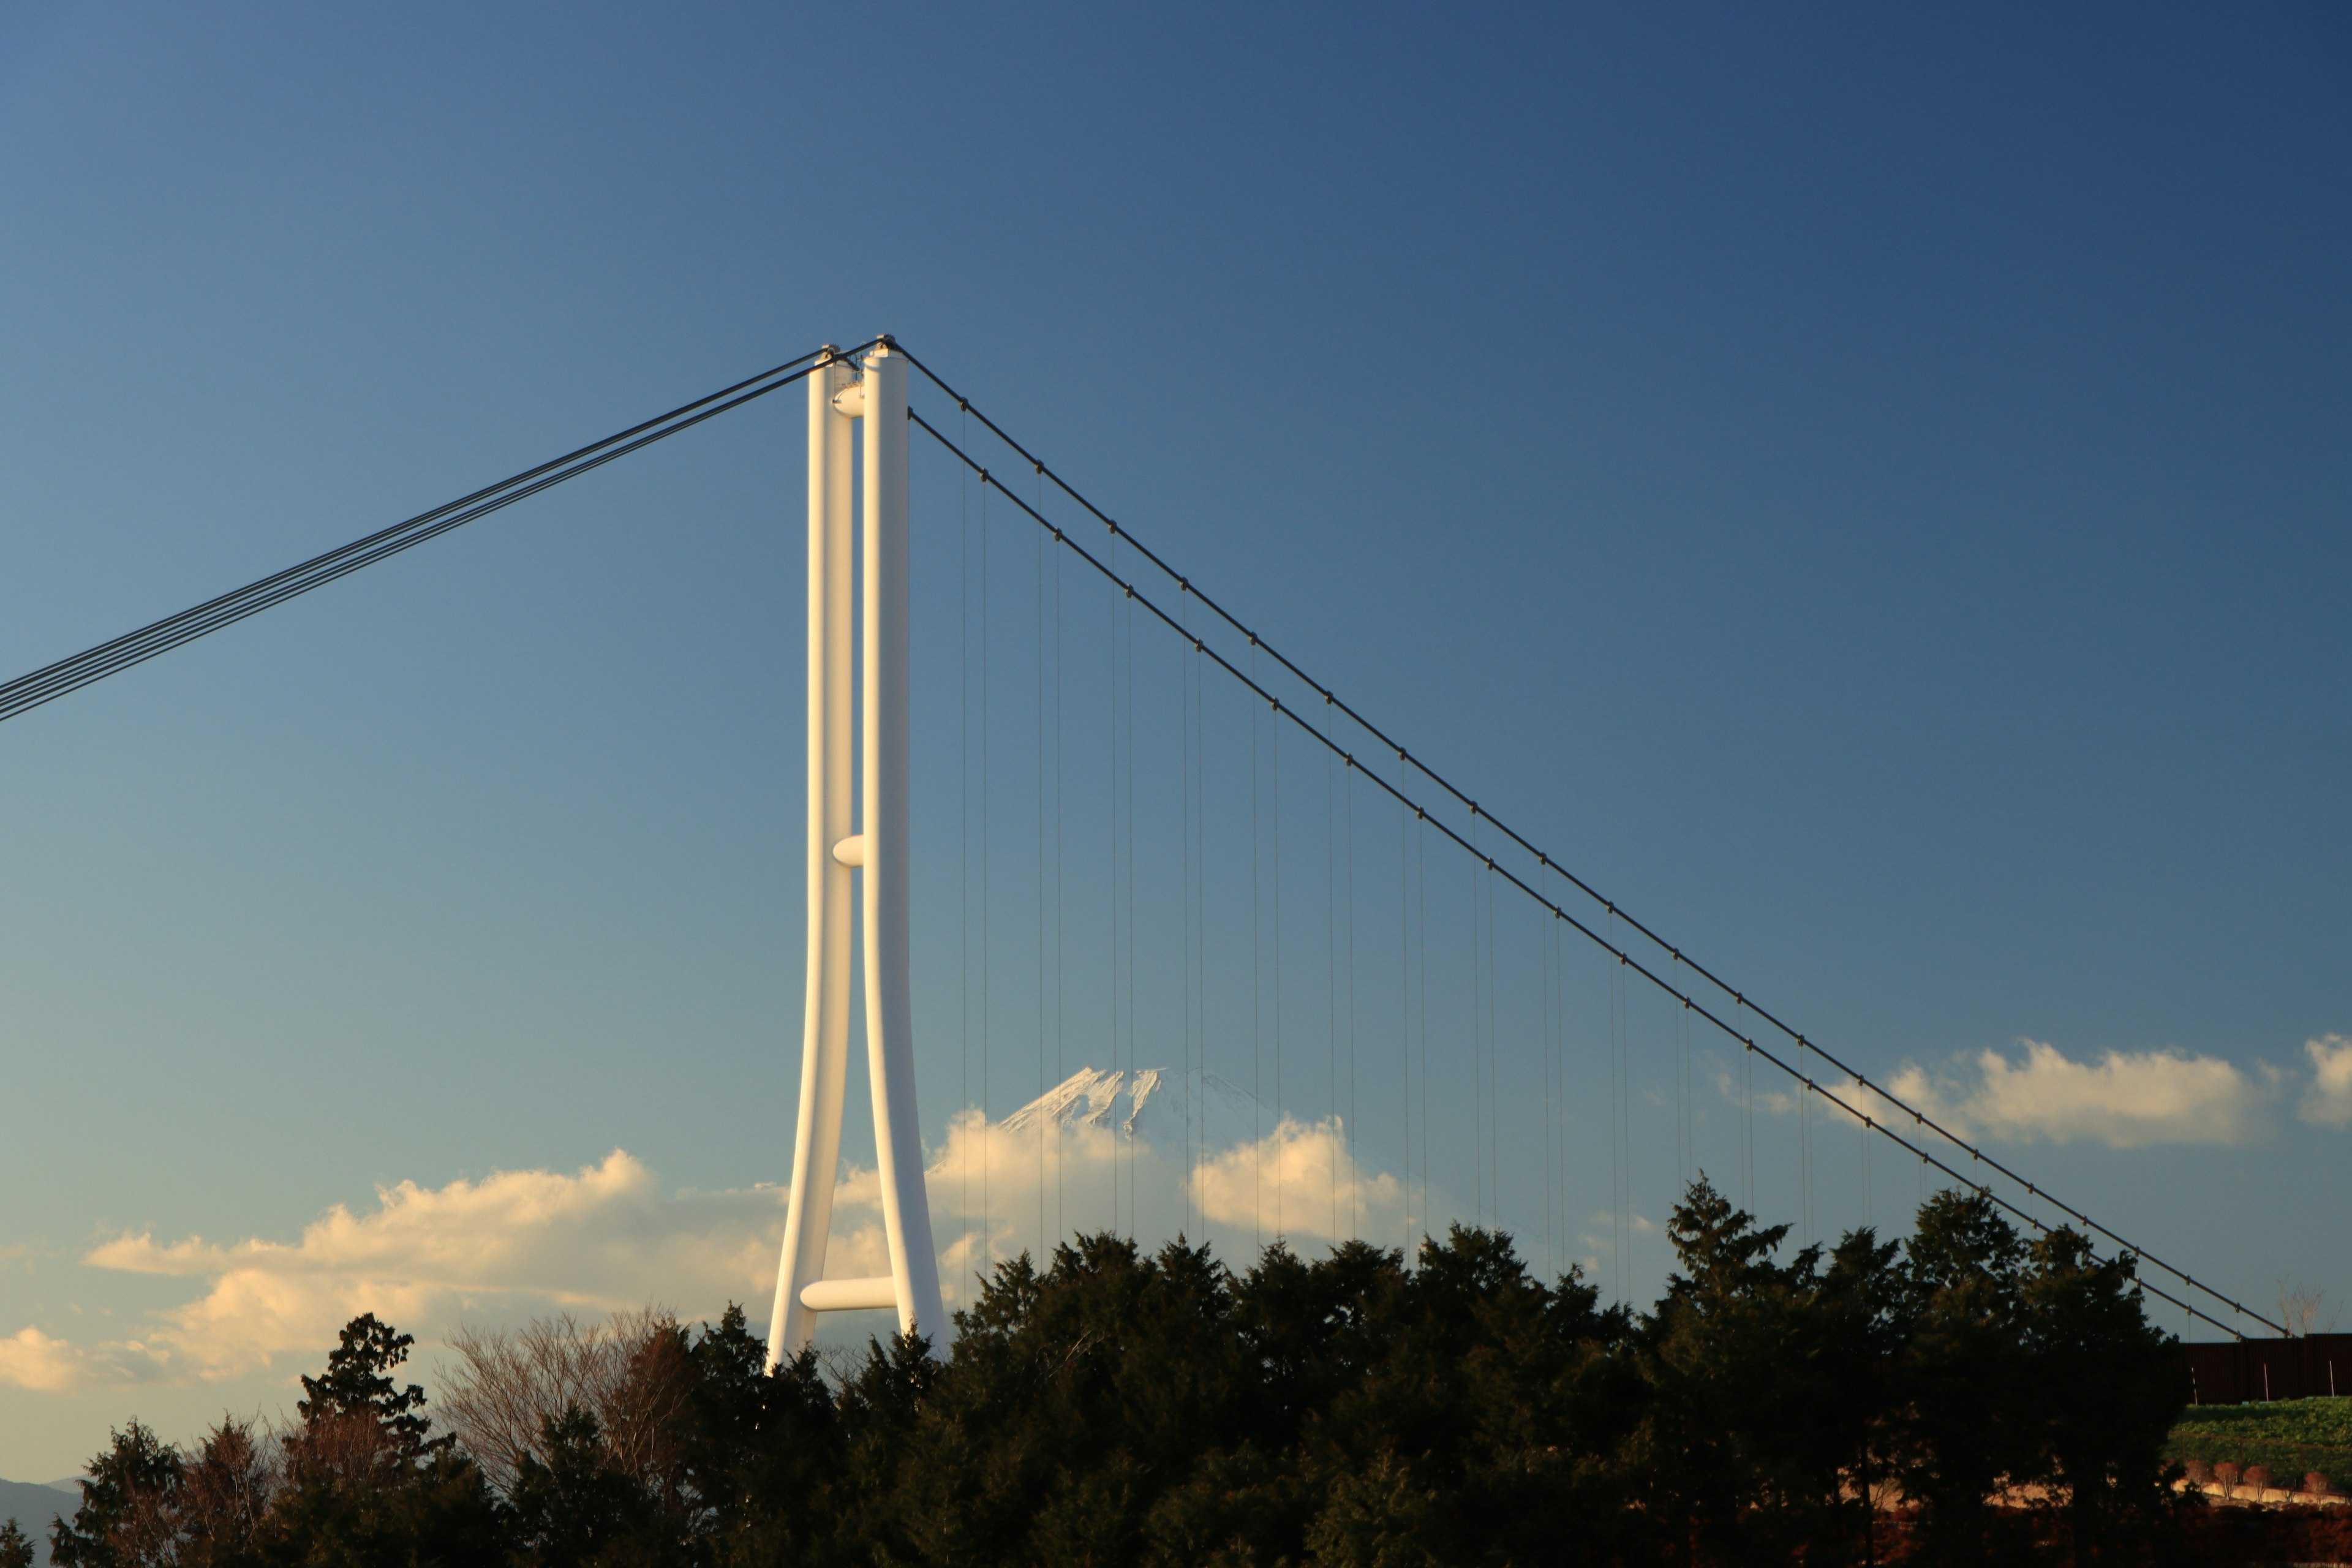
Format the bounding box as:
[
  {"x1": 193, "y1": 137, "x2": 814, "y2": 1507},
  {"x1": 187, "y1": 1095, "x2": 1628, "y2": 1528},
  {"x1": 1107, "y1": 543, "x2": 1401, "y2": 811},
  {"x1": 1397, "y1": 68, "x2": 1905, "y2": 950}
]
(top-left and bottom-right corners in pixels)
[
  {"x1": 0, "y1": 1152, "x2": 785, "y2": 1393},
  {"x1": 1, "y1": 1072, "x2": 1431, "y2": 1393},
  {"x1": 0, "y1": 1327, "x2": 87, "y2": 1393},
  {"x1": 1583, "y1": 1211, "x2": 1657, "y2": 1236},
  {"x1": 1192, "y1": 1117, "x2": 1406, "y2": 1243},
  {"x1": 907, "y1": 1102, "x2": 1422, "y2": 1307},
  {"x1": 2300, "y1": 1035, "x2": 2352, "y2": 1129},
  {"x1": 1883, "y1": 1039, "x2": 2263, "y2": 1149}
]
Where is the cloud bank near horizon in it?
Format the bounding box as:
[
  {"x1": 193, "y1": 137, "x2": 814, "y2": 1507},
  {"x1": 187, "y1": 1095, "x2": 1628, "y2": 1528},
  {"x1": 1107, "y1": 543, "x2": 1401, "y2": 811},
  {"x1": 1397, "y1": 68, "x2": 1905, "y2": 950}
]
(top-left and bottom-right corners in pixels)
[
  {"x1": 1725, "y1": 1033, "x2": 2352, "y2": 1152},
  {"x1": 1881, "y1": 1039, "x2": 2267, "y2": 1148},
  {"x1": 0, "y1": 1079, "x2": 1422, "y2": 1395},
  {"x1": 11, "y1": 1031, "x2": 2340, "y2": 1395},
  {"x1": 6, "y1": 1152, "x2": 780, "y2": 1393}
]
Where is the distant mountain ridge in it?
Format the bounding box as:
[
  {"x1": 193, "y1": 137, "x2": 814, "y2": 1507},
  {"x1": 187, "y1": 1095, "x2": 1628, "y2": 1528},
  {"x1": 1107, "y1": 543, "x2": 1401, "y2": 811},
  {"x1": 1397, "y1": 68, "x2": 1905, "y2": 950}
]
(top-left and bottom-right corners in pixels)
[{"x1": 0, "y1": 1476, "x2": 68, "y2": 1564}]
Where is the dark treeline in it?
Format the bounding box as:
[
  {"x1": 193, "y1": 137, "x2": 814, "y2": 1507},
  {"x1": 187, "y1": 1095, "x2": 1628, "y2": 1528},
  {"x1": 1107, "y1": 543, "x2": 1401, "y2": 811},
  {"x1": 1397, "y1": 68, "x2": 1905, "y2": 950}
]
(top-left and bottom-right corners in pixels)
[{"x1": 9, "y1": 1178, "x2": 2194, "y2": 1567}]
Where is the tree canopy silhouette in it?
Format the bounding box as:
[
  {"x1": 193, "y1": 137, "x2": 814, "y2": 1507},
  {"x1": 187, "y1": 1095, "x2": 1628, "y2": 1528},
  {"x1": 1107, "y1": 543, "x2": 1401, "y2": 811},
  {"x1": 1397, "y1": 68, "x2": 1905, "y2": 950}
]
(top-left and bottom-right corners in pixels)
[{"x1": 47, "y1": 1177, "x2": 2200, "y2": 1566}]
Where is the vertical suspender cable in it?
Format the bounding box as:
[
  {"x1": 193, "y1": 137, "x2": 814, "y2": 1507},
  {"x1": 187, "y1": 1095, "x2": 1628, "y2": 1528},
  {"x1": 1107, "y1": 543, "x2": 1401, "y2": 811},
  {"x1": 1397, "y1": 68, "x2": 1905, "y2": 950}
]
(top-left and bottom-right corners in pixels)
[
  {"x1": 1417, "y1": 816, "x2": 1428, "y2": 1253},
  {"x1": 1487, "y1": 850, "x2": 1498, "y2": 1226},
  {"x1": 1107, "y1": 529, "x2": 1120, "y2": 1237},
  {"x1": 1181, "y1": 592, "x2": 1193, "y2": 1239},
  {"x1": 1054, "y1": 520, "x2": 1065, "y2": 1249},
  {"x1": 1480, "y1": 861, "x2": 1491, "y2": 1223},
  {"x1": 1382, "y1": 804, "x2": 1401, "y2": 1260},
  {"x1": 1272, "y1": 699, "x2": 1283, "y2": 1240},
  {"x1": 1543, "y1": 868, "x2": 1555, "y2": 1276},
  {"x1": 1801, "y1": 1045, "x2": 1813, "y2": 1248},
  {"x1": 1623, "y1": 938, "x2": 1634, "y2": 1296},
  {"x1": 1488, "y1": 866, "x2": 1500, "y2": 1224},
  {"x1": 1471, "y1": 842, "x2": 1482, "y2": 1227},
  {"x1": 1327, "y1": 746, "x2": 1338, "y2": 1243},
  {"x1": 1607, "y1": 914, "x2": 1620, "y2": 1297},
  {"x1": 1861, "y1": 1084, "x2": 1871, "y2": 1231},
  {"x1": 1035, "y1": 471, "x2": 1046, "y2": 1261},
  {"x1": 980, "y1": 469, "x2": 992, "y2": 1272},
  {"x1": 1179, "y1": 607, "x2": 1191, "y2": 1235},
  {"x1": 1918, "y1": 1111, "x2": 1928, "y2": 1208},
  {"x1": 1133, "y1": 564, "x2": 1143, "y2": 1241},
  {"x1": 1249, "y1": 647, "x2": 1261, "y2": 1251},
  {"x1": 959, "y1": 407, "x2": 971, "y2": 1280},
  {"x1": 1673, "y1": 957, "x2": 1686, "y2": 1191},
  {"x1": 1194, "y1": 616, "x2": 1208, "y2": 1231},
  {"x1": 1683, "y1": 993, "x2": 1693, "y2": 1192},
  {"x1": 1346, "y1": 753, "x2": 1357, "y2": 1243},
  {"x1": 1558, "y1": 912, "x2": 1569, "y2": 1275},
  {"x1": 1741, "y1": 998, "x2": 1755, "y2": 1215}
]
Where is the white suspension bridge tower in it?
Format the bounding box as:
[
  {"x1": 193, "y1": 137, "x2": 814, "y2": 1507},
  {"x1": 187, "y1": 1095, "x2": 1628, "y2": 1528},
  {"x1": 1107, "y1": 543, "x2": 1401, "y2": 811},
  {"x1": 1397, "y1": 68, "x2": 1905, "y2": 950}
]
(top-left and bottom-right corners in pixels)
[{"x1": 765, "y1": 341, "x2": 948, "y2": 1363}]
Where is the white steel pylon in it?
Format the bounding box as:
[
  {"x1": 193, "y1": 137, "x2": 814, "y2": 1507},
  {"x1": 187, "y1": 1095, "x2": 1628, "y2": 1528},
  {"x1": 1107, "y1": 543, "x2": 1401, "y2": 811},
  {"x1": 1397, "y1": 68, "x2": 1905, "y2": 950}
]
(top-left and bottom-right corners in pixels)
[{"x1": 764, "y1": 340, "x2": 946, "y2": 1366}]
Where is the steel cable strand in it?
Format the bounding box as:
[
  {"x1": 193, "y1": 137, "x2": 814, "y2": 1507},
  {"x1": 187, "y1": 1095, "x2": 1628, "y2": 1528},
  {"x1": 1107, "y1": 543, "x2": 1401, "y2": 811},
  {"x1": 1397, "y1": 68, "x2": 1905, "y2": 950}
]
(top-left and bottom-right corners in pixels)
[
  {"x1": 908, "y1": 405, "x2": 2266, "y2": 1340},
  {"x1": 3, "y1": 349, "x2": 830, "y2": 707},
  {"x1": 5, "y1": 386, "x2": 786, "y2": 717},
  {"x1": 1, "y1": 346, "x2": 867, "y2": 723}
]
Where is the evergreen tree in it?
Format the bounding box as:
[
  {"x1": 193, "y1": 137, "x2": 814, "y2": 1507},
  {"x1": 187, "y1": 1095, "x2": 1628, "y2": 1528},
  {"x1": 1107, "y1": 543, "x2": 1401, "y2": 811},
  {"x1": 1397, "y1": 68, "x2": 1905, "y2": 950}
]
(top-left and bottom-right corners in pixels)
[
  {"x1": 0, "y1": 1518, "x2": 36, "y2": 1568},
  {"x1": 260, "y1": 1314, "x2": 503, "y2": 1566},
  {"x1": 50, "y1": 1420, "x2": 183, "y2": 1568},
  {"x1": 295, "y1": 1313, "x2": 446, "y2": 1459},
  {"x1": 1635, "y1": 1176, "x2": 1885, "y2": 1564},
  {"x1": 251, "y1": 1447, "x2": 505, "y2": 1568},
  {"x1": 1316, "y1": 1226, "x2": 1632, "y2": 1567},
  {"x1": 506, "y1": 1407, "x2": 666, "y2": 1567},
  {"x1": 1895, "y1": 1189, "x2": 2040, "y2": 1564},
  {"x1": 33, "y1": 1191, "x2": 2190, "y2": 1566},
  {"x1": 2018, "y1": 1226, "x2": 2184, "y2": 1561},
  {"x1": 679, "y1": 1302, "x2": 846, "y2": 1564}
]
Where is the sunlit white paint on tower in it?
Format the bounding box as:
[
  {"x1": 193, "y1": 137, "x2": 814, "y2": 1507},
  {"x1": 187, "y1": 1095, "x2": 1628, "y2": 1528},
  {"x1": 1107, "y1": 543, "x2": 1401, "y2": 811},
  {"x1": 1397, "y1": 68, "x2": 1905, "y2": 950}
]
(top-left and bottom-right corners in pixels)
[{"x1": 766, "y1": 340, "x2": 946, "y2": 1365}]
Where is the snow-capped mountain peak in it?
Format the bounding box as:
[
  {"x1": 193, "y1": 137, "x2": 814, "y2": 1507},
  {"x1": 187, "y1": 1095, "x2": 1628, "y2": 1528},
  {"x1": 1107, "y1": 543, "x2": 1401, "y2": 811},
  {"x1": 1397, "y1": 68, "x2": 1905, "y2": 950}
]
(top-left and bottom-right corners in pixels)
[{"x1": 999, "y1": 1066, "x2": 1269, "y2": 1149}]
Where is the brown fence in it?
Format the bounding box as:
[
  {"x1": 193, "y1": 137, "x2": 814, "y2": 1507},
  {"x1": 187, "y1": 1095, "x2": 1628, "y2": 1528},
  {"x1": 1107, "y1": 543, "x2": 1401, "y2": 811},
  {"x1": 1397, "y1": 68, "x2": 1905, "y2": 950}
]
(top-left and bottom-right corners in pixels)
[{"x1": 2181, "y1": 1333, "x2": 2352, "y2": 1405}]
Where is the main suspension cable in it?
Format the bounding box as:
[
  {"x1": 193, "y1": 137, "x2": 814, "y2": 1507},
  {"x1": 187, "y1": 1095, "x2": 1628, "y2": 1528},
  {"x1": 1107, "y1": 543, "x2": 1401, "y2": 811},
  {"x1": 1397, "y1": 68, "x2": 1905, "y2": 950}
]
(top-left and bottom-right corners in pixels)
[
  {"x1": 907, "y1": 402, "x2": 2267, "y2": 1340},
  {"x1": 0, "y1": 345, "x2": 872, "y2": 725},
  {"x1": 894, "y1": 344, "x2": 2280, "y2": 1335}
]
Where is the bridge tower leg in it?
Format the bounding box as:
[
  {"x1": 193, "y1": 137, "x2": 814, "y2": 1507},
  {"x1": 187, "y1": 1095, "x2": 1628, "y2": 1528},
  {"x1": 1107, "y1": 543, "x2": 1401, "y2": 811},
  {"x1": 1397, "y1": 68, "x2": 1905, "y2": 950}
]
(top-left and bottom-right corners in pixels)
[{"x1": 766, "y1": 339, "x2": 947, "y2": 1367}]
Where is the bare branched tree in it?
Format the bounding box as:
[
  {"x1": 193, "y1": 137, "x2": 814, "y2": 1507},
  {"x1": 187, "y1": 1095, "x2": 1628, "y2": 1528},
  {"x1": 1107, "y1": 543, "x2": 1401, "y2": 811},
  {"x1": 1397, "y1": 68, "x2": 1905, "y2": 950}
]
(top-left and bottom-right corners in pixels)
[
  {"x1": 2276, "y1": 1281, "x2": 2332, "y2": 1338},
  {"x1": 281, "y1": 1408, "x2": 403, "y2": 1491},
  {"x1": 98, "y1": 1474, "x2": 180, "y2": 1568},
  {"x1": 178, "y1": 1419, "x2": 277, "y2": 1558},
  {"x1": 436, "y1": 1307, "x2": 685, "y2": 1494}
]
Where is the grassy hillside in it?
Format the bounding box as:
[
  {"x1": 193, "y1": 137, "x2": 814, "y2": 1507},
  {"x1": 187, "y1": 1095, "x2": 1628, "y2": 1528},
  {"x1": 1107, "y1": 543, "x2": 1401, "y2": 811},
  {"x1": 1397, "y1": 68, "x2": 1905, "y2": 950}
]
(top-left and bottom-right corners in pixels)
[{"x1": 2168, "y1": 1396, "x2": 2352, "y2": 1491}]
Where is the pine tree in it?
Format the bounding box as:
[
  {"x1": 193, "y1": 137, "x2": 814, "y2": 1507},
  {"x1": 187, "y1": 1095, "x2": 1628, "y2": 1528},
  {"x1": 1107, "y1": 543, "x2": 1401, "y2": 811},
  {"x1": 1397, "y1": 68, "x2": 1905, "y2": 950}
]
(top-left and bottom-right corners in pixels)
[{"x1": 0, "y1": 1518, "x2": 34, "y2": 1568}]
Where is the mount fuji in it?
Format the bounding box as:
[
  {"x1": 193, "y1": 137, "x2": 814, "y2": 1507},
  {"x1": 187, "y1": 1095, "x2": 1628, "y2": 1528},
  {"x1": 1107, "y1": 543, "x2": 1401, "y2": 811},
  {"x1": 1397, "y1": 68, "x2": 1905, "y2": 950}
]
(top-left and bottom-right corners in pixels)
[{"x1": 1000, "y1": 1066, "x2": 1274, "y2": 1154}]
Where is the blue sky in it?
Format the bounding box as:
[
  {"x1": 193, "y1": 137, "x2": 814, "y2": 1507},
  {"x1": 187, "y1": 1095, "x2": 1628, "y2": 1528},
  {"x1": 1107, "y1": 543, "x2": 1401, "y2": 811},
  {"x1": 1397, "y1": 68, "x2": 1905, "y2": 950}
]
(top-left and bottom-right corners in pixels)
[{"x1": 0, "y1": 2, "x2": 2346, "y2": 1481}]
